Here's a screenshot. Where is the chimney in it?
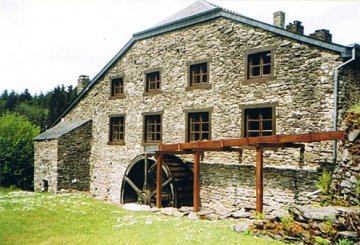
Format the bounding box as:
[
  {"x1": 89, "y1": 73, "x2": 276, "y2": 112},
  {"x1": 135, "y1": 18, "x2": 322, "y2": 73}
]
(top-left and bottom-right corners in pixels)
[
  {"x1": 273, "y1": 11, "x2": 285, "y2": 28},
  {"x1": 77, "y1": 75, "x2": 90, "y2": 94},
  {"x1": 309, "y1": 29, "x2": 332, "y2": 42},
  {"x1": 286, "y1": 20, "x2": 304, "y2": 35}
]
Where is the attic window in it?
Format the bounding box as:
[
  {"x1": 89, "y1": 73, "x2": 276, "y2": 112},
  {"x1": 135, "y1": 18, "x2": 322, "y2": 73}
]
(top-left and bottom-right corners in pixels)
[
  {"x1": 246, "y1": 50, "x2": 274, "y2": 81},
  {"x1": 146, "y1": 71, "x2": 161, "y2": 92},
  {"x1": 111, "y1": 77, "x2": 124, "y2": 97},
  {"x1": 109, "y1": 116, "x2": 125, "y2": 144},
  {"x1": 190, "y1": 62, "x2": 208, "y2": 86}
]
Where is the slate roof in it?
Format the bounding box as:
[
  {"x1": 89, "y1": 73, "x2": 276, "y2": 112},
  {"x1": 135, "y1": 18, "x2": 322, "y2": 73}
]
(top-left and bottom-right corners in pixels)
[
  {"x1": 34, "y1": 119, "x2": 91, "y2": 141},
  {"x1": 51, "y1": 0, "x2": 359, "y2": 127},
  {"x1": 154, "y1": 0, "x2": 218, "y2": 27}
]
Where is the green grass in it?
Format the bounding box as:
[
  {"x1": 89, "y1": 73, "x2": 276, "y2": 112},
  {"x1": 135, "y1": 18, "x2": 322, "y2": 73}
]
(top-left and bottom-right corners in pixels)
[{"x1": 0, "y1": 188, "x2": 285, "y2": 245}]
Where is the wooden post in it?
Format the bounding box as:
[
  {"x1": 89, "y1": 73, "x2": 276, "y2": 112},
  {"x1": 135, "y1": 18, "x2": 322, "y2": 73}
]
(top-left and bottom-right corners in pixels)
[
  {"x1": 193, "y1": 151, "x2": 200, "y2": 212},
  {"x1": 256, "y1": 146, "x2": 264, "y2": 213},
  {"x1": 156, "y1": 154, "x2": 162, "y2": 208}
]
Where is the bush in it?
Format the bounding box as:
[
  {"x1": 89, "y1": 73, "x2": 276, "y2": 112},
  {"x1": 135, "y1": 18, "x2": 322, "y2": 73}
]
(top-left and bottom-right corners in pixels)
[
  {"x1": 317, "y1": 171, "x2": 332, "y2": 195},
  {"x1": 0, "y1": 112, "x2": 39, "y2": 190},
  {"x1": 337, "y1": 240, "x2": 353, "y2": 245},
  {"x1": 280, "y1": 214, "x2": 294, "y2": 231}
]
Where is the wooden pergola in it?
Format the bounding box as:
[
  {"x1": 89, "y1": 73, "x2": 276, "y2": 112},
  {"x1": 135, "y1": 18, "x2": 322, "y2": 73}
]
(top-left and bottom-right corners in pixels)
[{"x1": 154, "y1": 131, "x2": 345, "y2": 213}]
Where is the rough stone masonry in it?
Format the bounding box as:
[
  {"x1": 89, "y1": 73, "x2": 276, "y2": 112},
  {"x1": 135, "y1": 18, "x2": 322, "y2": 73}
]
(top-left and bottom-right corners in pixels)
[{"x1": 34, "y1": 3, "x2": 360, "y2": 211}]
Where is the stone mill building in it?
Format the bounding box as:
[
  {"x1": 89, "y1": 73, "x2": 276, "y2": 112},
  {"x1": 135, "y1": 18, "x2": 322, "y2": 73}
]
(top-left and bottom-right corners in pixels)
[{"x1": 34, "y1": 1, "x2": 360, "y2": 212}]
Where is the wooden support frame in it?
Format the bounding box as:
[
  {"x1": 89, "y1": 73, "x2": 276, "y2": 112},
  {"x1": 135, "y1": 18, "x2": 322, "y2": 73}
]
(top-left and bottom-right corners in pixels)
[
  {"x1": 255, "y1": 146, "x2": 263, "y2": 213},
  {"x1": 193, "y1": 151, "x2": 201, "y2": 212},
  {"x1": 156, "y1": 154, "x2": 162, "y2": 208},
  {"x1": 153, "y1": 130, "x2": 345, "y2": 213}
]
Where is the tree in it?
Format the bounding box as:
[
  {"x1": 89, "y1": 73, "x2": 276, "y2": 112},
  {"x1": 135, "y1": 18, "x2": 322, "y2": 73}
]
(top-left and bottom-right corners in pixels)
[
  {"x1": 0, "y1": 112, "x2": 40, "y2": 190},
  {"x1": 14, "y1": 102, "x2": 48, "y2": 131}
]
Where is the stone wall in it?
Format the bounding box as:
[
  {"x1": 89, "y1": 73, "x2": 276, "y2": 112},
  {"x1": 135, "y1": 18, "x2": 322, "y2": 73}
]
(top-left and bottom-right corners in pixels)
[
  {"x1": 332, "y1": 111, "x2": 360, "y2": 204},
  {"x1": 200, "y1": 162, "x2": 322, "y2": 212},
  {"x1": 338, "y1": 61, "x2": 360, "y2": 124},
  {"x1": 34, "y1": 140, "x2": 58, "y2": 193},
  {"x1": 57, "y1": 121, "x2": 92, "y2": 191},
  {"x1": 59, "y1": 17, "x2": 360, "y2": 204}
]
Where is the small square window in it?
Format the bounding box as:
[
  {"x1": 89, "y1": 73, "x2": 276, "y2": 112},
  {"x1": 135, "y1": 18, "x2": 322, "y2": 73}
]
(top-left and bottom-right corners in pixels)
[
  {"x1": 146, "y1": 71, "x2": 161, "y2": 92},
  {"x1": 144, "y1": 114, "x2": 162, "y2": 144},
  {"x1": 190, "y1": 63, "x2": 208, "y2": 86},
  {"x1": 244, "y1": 107, "x2": 274, "y2": 137},
  {"x1": 187, "y1": 112, "x2": 210, "y2": 142},
  {"x1": 109, "y1": 116, "x2": 125, "y2": 143},
  {"x1": 247, "y1": 51, "x2": 273, "y2": 80},
  {"x1": 111, "y1": 78, "x2": 124, "y2": 97}
]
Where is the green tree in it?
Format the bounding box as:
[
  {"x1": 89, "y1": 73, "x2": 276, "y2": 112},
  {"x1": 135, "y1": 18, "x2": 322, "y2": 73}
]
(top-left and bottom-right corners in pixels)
[
  {"x1": 0, "y1": 112, "x2": 40, "y2": 190},
  {"x1": 14, "y1": 102, "x2": 48, "y2": 131}
]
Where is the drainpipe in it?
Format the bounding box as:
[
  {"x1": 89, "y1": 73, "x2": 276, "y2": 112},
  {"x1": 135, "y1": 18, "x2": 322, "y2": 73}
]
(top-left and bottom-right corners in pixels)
[{"x1": 332, "y1": 46, "x2": 356, "y2": 163}]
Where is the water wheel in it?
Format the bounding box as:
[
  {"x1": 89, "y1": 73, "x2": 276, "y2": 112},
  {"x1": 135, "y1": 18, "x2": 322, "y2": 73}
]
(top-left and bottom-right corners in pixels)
[{"x1": 120, "y1": 154, "x2": 193, "y2": 208}]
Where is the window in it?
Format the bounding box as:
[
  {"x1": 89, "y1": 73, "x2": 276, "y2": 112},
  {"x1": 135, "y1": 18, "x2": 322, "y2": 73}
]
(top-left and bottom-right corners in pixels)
[
  {"x1": 146, "y1": 71, "x2": 161, "y2": 92},
  {"x1": 190, "y1": 63, "x2": 208, "y2": 86},
  {"x1": 247, "y1": 51, "x2": 272, "y2": 80},
  {"x1": 111, "y1": 77, "x2": 124, "y2": 97},
  {"x1": 187, "y1": 112, "x2": 210, "y2": 142},
  {"x1": 109, "y1": 116, "x2": 125, "y2": 143},
  {"x1": 144, "y1": 114, "x2": 162, "y2": 144},
  {"x1": 244, "y1": 107, "x2": 274, "y2": 137}
]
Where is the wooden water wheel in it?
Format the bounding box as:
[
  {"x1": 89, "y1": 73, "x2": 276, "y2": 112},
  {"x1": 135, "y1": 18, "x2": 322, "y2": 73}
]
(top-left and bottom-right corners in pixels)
[{"x1": 120, "y1": 154, "x2": 193, "y2": 208}]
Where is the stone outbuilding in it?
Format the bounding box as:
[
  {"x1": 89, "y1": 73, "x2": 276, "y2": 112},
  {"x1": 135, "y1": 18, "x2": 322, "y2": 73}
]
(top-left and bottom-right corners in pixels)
[{"x1": 34, "y1": 1, "x2": 360, "y2": 212}]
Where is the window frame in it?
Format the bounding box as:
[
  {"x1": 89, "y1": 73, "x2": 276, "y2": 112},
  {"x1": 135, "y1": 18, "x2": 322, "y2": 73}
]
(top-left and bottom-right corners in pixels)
[
  {"x1": 143, "y1": 68, "x2": 162, "y2": 95},
  {"x1": 241, "y1": 104, "x2": 276, "y2": 138},
  {"x1": 110, "y1": 75, "x2": 125, "y2": 99},
  {"x1": 186, "y1": 60, "x2": 211, "y2": 90},
  {"x1": 244, "y1": 47, "x2": 275, "y2": 83},
  {"x1": 145, "y1": 71, "x2": 161, "y2": 93},
  {"x1": 185, "y1": 109, "x2": 212, "y2": 142},
  {"x1": 108, "y1": 115, "x2": 125, "y2": 145},
  {"x1": 143, "y1": 112, "x2": 163, "y2": 145}
]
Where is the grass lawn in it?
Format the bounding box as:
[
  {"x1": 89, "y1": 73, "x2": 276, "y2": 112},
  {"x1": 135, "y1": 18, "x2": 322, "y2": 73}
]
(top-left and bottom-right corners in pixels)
[{"x1": 0, "y1": 188, "x2": 285, "y2": 245}]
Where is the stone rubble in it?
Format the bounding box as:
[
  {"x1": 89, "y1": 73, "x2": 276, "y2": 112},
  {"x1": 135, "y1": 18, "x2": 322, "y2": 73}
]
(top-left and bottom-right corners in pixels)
[
  {"x1": 120, "y1": 202, "x2": 359, "y2": 243},
  {"x1": 332, "y1": 112, "x2": 360, "y2": 205}
]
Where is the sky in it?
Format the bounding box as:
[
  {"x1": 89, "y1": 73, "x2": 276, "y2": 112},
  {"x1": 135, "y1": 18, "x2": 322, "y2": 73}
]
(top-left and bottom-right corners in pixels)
[{"x1": 0, "y1": 0, "x2": 359, "y2": 95}]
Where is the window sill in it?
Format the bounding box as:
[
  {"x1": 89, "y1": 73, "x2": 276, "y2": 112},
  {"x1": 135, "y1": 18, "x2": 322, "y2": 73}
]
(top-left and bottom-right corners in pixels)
[
  {"x1": 142, "y1": 142, "x2": 161, "y2": 146},
  {"x1": 242, "y1": 75, "x2": 276, "y2": 85},
  {"x1": 109, "y1": 94, "x2": 126, "y2": 100},
  {"x1": 107, "y1": 142, "x2": 126, "y2": 146},
  {"x1": 143, "y1": 90, "x2": 162, "y2": 96},
  {"x1": 185, "y1": 83, "x2": 212, "y2": 91}
]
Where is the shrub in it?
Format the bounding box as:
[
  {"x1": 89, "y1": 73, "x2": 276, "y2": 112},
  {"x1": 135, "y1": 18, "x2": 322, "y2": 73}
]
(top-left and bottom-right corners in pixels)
[
  {"x1": 280, "y1": 214, "x2": 294, "y2": 231},
  {"x1": 317, "y1": 171, "x2": 332, "y2": 195},
  {"x1": 337, "y1": 239, "x2": 354, "y2": 245},
  {"x1": 0, "y1": 112, "x2": 39, "y2": 190}
]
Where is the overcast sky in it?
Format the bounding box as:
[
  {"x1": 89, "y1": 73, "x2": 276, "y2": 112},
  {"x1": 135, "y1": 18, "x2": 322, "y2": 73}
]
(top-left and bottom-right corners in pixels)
[{"x1": 0, "y1": 0, "x2": 359, "y2": 95}]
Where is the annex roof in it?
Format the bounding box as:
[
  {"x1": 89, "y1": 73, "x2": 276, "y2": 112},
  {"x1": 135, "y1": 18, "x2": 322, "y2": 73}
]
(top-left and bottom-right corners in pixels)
[
  {"x1": 51, "y1": 0, "x2": 359, "y2": 127},
  {"x1": 34, "y1": 119, "x2": 91, "y2": 141}
]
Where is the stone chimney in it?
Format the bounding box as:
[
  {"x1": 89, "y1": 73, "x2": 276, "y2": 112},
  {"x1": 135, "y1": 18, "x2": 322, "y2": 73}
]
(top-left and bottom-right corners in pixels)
[
  {"x1": 273, "y1": 11, "x2": 285, "y2": 28},
  {"x1": 309, "y1": 29, "x2": 332, "y2": 42},
  {"x1": 77, "y1": 75, "x2": 90, "y2": 94},
  {"x1": 286, "y1": 20, "x2": 304, "y2": 35}
]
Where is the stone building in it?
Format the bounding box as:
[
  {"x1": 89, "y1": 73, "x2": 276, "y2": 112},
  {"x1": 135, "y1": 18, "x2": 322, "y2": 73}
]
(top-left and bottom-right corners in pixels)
[{"x1": 34, "y1": 1, "x2": 360, "y2": 212}]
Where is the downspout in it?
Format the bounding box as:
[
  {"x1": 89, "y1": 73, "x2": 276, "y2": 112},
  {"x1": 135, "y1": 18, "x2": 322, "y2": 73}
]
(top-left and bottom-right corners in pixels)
[{"x1": 332, "y1": 46, "x2": 356, "y2": 163}]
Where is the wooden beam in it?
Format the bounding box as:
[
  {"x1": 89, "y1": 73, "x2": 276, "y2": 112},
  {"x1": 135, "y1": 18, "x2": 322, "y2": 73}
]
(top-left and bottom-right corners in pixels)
[
  {"x1": 256, "y1": 146, "x2": 264, "y2": 213},
  {"x1": 159, "y1": 131, "x2": 344, "y2": 152},
  {"x1": 156, "y1": 154, "x2": 162, "y2": 208},
  {"x1": 193, "y1": 151, "x2": 200, "y2": 212}
]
